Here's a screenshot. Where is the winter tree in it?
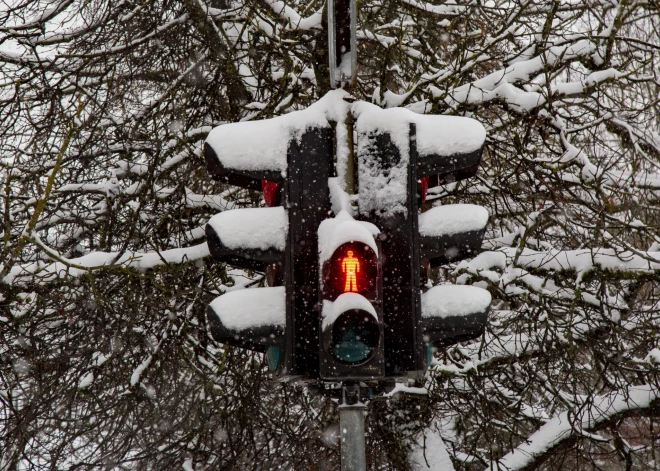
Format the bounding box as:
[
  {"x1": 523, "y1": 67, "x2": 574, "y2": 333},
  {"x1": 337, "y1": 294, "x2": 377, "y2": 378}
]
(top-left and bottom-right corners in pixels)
[{"x1": 1, "y1": 0, "x2": 659, "y2": 469}]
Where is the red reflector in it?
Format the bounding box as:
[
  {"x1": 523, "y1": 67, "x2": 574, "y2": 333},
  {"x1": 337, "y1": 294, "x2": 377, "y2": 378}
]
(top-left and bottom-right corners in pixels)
[
  {"x1": 420, "y1": 176, "x2": 429, "y2": 203},
  {"x1": 341, "y1": 250, "x2": 361, "y2": 293},
  {"x1": 261, "y1": 180, "x2": 279, "y2": 207}
]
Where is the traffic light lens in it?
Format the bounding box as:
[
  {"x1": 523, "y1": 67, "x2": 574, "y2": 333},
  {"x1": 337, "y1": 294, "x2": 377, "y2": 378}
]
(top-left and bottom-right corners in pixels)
[
  {"x1": 330, "y1": 310, "x2": 379, "y2": 364},
  {"x1": 324, "y1": 242, "x2": 378, "y2": 300}
]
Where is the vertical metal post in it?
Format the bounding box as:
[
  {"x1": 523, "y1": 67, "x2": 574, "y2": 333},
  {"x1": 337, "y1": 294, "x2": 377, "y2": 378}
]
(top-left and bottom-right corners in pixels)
[
  {"x1": 349, "y1": 0, "x2": 357, "y2": 88},
  {"x1": 327, "y1": 0, "x2": 357, "y2": 89},
  {"x1": 327, "y1": 0, "x2": 337, "y2": 88},
  {"x1": 340, "y1": 383, "x2": 367, "y2": 471},
  {"x1": 340, "y1": 405, "x2": 366, "y2": 470}
]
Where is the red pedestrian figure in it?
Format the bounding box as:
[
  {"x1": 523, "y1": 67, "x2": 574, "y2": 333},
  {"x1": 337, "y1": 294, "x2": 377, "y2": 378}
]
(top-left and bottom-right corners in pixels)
[{"x1": 342, "y1": 250, "x2": 360, "y2": 292}]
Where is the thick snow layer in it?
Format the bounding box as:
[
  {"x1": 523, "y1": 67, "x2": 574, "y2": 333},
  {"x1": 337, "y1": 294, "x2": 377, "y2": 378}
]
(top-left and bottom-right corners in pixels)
[
  {"x1": 206, "y1": 89, "x2": 484, "y2": 217},
  {"x1": 205, "y1": 89, "x2": 350, "y2": 176},
  {"x1": 421, "y1": 285, "x2": 491, "y2": 319},
  {"x1": 419, "y1": 204, "x2": 488, "y2": 237},
  {"x1": 353, "y1": 101, "x2": 485, "y2": 217},
  {"x1": 318, "y1": 210, "x2": 379, "y2": 263},
  {"x1": 322, "y1": 292, "x2": 377, "y2": 330},
  {"x1": 209, "y1": 287, "x2": 285, "y2": 330},
  {"x1": 207, "y1": 207, "x2": 287, "y2": 252},
  {"x1": 328, "y1": 177, "x2": 355, "y2": 216},
  {"x1": 414, "y1": 114, "x2": 485, "y2": 157},
  {"x1": 354, "y1": 102, "x2": 413, "y2": 217}
]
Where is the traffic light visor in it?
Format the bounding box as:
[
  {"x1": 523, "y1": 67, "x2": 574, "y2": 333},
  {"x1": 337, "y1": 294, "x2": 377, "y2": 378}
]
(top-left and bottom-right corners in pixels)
[{"x1": 330, "y1": 309, "x2": 380, "y2": 364}]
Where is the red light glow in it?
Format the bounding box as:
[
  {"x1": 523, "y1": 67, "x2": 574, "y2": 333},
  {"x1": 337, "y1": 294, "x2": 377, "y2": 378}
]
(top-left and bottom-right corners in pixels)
[
  {"x1": 323, "y1": 242, "x2": 378, "y2": 301},
  {"x1": 341, "y1": 250, "x2": 361, "y2": 292}
]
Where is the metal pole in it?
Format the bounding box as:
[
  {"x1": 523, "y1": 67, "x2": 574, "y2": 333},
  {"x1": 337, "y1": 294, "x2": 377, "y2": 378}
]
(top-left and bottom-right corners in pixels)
[
  {"x1": 340, "y1": 404, "x2": 366, "y2": 471},
  {"x1": 327, "y1": 0, "x2": 357, "y2": 89},
  {"x1": 327, "y1": 0, "x2": 337, "y2": 89},
  {"x1": 349, "y1": 0, "x2": 357, "y2": 88}
]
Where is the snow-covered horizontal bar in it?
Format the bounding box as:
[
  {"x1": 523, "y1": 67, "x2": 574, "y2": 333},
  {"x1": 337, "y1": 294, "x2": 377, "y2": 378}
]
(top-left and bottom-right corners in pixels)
[
  {"x1": 414, "y1": 114, "x2": 486, "y2": 158},
  {"x1": 421, "y1": 285, "x2": 491, "y2": 319},
  {"x1": 421, "y1": 285, "x2": 491, "y2": 347},
  {"x1": 207, "y1": 207, "x2": 287, "y2": 252},
  {"x1": 207, "y1": 287, "x2": 285, "y2": 352},
  {"x1": 205, "y1": 91, "x2": 349, "y2": 176},
  {"x1": 353, "y1": 95, "x2": 486, "y2": 158},
  {"x1": 205, "y1": 89, "x2": 485, "y2": 187},
  {"x1": 419, "y1": 204, "x2": 489, "y2": 266},
  {"x1": 206, "y1": 207, "x2": 286, "y2": 271},
  {"x1": 419, "y1": 204, "x2": 488, "y2": 237}
]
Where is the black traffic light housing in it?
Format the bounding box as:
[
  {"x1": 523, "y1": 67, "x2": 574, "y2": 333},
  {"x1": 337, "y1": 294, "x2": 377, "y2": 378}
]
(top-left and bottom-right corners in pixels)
[
  {"x1": 204, "y1": 119, "x2": 333, "y2": 379},
  {"x1": 203, "y1": 92, "x2": 491, "y2": 385},
  {"x1": 355, "y1": 115, "x2": 490, "y2": 376}
]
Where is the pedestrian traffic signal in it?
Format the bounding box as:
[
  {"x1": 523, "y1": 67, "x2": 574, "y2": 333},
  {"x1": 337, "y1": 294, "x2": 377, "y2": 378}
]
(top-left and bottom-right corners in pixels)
[{"x1": 318, "y1": 212, "x2": 384, "y2": 379}]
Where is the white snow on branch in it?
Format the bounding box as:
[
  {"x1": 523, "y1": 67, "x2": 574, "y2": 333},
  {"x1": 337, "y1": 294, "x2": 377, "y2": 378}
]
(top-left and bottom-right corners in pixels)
[
  {"x1": 263, "y1": 0, "x2": 323, "y2": 30},
  {"x1": 410, "y1": 421, "x2": 455, "y2": 471},
  {"x1": 130, "y1": 355, "x2": 152, "y2": 386},
  {"x1": 459, "y1": 247, "x2": 660, "y2": 280},
  {"x1": 78, "y1": 372, "x2": 94, "y2": 389},
  {"x1": 3, "y1": 243, "x2": 209, "y2": 285},
  {"x1": 402, "y1": 0, "x2": 465, "y2": 16},
  {"x1": 489, "y1": 385, "x2": 660, "y2": 471},
  {"x1": 443, "y1": 40, "x2": 598, "y2": 112},
  {"x1": 384, "y1": 382, "x2": 428, "y2": 397}
]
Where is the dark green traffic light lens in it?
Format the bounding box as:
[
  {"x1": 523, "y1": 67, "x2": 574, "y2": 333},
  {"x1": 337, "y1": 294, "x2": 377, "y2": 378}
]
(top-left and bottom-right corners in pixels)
[{"x1": 330, "y1": 310, "x2": 379, "y2": 364}]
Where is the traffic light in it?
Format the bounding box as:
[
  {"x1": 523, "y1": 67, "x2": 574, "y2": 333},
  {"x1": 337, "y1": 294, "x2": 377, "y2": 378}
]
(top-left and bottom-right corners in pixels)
[
  {"x1": 318, "y1": 211, "x2": 384, "y2": 379},
  {"x1": 354, "y1": 110, "x2": 490, "y2": 376},
  {"x1": 203, "y1": 92, "x2": 491, "y2": 383},
  {"x1": 203, "y1": 111, "x2": 333, "y2": 378}
]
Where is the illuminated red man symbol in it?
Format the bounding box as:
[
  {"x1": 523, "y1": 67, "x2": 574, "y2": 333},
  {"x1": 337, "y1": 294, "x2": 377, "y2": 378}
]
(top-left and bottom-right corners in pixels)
[{"x1": 341, "y1": 250, "x2": 361, "y2": 292}]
